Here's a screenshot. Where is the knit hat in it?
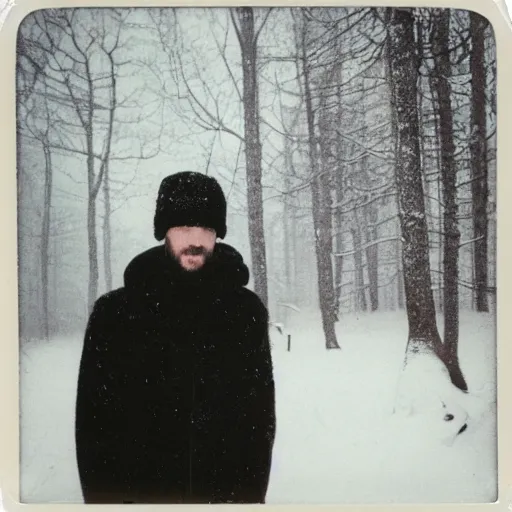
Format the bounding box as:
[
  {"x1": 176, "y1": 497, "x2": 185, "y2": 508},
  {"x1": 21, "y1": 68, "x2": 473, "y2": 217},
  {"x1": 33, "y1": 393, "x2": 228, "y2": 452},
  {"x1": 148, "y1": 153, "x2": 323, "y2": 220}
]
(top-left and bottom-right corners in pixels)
[{"x1": 154, "y1": 171, "x2": 227, "y2": 241}]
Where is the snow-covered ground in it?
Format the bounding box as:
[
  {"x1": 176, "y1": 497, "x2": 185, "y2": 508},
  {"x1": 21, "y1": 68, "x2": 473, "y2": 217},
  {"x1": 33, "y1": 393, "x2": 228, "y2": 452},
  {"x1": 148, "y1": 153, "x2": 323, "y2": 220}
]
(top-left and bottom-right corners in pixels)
[{"x1": 19, "y1": 310, "x2": 497, "y2": 504}]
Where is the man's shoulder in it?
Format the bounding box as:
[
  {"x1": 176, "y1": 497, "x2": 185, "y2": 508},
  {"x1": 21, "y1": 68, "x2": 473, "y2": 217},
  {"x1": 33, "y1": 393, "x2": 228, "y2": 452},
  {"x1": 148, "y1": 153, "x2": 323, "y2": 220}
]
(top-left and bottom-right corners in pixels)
[
  {"x1": 92, "y1": 287, "x2": 129, "y2": 315},
  {"x1": 233, "y1": 287, "x2": 268, "y2": 322}
]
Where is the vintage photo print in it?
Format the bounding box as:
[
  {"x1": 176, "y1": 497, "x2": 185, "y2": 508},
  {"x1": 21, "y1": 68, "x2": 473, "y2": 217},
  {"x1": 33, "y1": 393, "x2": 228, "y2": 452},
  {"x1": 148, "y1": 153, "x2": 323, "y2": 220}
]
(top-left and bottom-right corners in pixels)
[{"x1": 0, "y1": 0, "x2": 510, "y2": 509}]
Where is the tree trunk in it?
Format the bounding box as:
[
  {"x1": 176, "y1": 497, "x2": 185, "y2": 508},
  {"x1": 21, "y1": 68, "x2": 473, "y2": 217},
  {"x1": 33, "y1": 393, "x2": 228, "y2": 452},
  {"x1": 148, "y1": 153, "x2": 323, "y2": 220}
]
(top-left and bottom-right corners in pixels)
[
  {"x1": 301, "y1": 18, "x2": 340, "y2": 350},
  {"x1": 41, "y1": 142, "x2": 52, "y2": 341},
  {"x1": 431, "y1": 9, "x2": 466, "y2": 388},
  {"x1": 334, "y1": 84, "x2": 344, "y2": 316},
  {"x1": 384, "y1": 8, "x2": 405, "y2": 311},
  {"x1": 352, "y1": 212, "x2": 367, "y2": 313},
  {"x1": 267, "y1": 220, "x2": 276, "y2": 319},
  {"x1": 103, "y1": 161, "x2": 113, "y2": 292},
  {"x1": 364, "y1": 200, "x2": 379, "y2": 312},
  {"x1": 436, "y1": 131, "x2": 444, "y2": 313},
  {"x1": 424, "y1": 67, "x2": 445, "y2": 313},
  {"x1": 395, "y1": 232, "x2": 405, "y2": 310},
  {"x1": 388, "y1": 8, "x2": 468, "y2": 391},
  {"x1": 85, "y1": 63, "x2": 99, "y2": 314},
  {"x1": 333, "y1": 202, "x2": 344, "y2": 316},
  {"x1": 87, "y1": 194, "x2": 99, "y2": 315},
  {"x1": 388, "y1": 8, "x2": 439, "y2": 342},
  {"x1": 469, "y1": 11, "x2": 489, "y2": 312},
  {"x1": 237, "y1": 7, "x2": 268, "y2": 308},
  {"x1": 102, "y1": 52, "x2": 117, "y2": 294},
  {"x1": 291, "y1": 195, "x2": 298, "y2": 305},
  {"x1": 283, "y1": 135, "x2": 294, "y2": 312},
  {"x1": 359, "y1": 117, "x2": 378, "y2": 312}
]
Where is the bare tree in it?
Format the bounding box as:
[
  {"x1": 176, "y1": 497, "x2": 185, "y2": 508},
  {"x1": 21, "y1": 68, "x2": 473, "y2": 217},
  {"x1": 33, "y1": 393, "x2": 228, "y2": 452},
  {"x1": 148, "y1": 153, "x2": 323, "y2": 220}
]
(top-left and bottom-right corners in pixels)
[
  {"x1": 20, "y1": 89, "x2": 54, "y2": 340},
  {"x1": 298, "y1": 11, "x2": 340, "y2": 349},
  {"x1": 231, "y1": 7, "x2": 271, "y2": 307},
  {"x1": 18, "y1": 9, "x2": 162, "y2": 320},
  {"x1": 34, "y1": 9, "x2": 121, "y2": 311},
  {"x1": 40, "y1": 95, "x2": 53, "y2": 340}
]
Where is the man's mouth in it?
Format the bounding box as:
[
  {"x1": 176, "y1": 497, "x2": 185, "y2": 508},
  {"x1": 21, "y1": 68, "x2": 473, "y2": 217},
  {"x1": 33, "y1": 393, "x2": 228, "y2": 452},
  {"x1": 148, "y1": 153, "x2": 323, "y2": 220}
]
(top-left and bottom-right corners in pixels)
[{"x1": 182, "y1": 247, "x2": 206, "y2": 257}]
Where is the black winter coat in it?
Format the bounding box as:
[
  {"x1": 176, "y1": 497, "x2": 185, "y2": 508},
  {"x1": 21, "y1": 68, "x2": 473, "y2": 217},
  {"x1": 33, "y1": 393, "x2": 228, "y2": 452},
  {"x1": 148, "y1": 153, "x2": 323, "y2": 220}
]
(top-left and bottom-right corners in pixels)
[{"x1": 75, "y1": 243, "x2": 276, "y2": 504}]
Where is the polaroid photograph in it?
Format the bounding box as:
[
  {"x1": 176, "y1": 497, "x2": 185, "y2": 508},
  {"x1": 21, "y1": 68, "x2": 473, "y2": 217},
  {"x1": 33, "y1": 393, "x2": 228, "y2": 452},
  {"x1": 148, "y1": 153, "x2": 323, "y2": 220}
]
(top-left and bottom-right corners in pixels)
[{"x1": 0, "y1": 0, "x2": 510, "y2": 510}]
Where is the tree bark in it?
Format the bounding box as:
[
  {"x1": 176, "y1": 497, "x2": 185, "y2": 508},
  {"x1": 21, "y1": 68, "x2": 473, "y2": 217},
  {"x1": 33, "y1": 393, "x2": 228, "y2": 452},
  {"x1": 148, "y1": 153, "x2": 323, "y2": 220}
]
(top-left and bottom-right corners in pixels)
[
  {"x1": 85, "y1": 65, "x2": 99, "y2": 314},
  {"x1": 283, "y1": 144, "x2": 294, "y2": 325},
  {"x1": 351, "y1": 224, "x2": 367, "y2": 313},
  {"x1": 102, "y1": 51, "x2": 117, "y2": 293},
  {"x1": 469, "y1": 11, "x2": 489, "y2": 312},
  {"x1": 334, "y1": 84, "x2": 344, "y2": 316},
  {"x1": 301, "y1": 17, "x2": 340, "y2": 349},
  {"x1": 395, "y1": 232, "x2": 405, "y2": 310},
  {"x1": 387, "y1": 8, "x2": 467, "y2": 391},
  {"x1": 291, "y1": 195, "x2": 299, "y2": 305},
  {"x1": 431, "y1": 9, "x2": 465, "y2": 387},
  {"x1": 384, "y1": 8, "x2": 405, "y2": 311},
  {"x1": 359, "y1": 117, "x2": 379, "y2": 312},
  {"x1": 388, "y1": 8, "x2": 439, "y2": 342},
  {"x1": 103, "y1": 162, "x2": 113, "y2": 292},
  {"x1": 364, "y1": 200, "x2": 379, "y2": 312},
  {"x1": 41, "y1": 141, "x2": 52, "y2": 340},
  {"x1": 235, "y1": 7, "x2": 269, "y2": 308}
]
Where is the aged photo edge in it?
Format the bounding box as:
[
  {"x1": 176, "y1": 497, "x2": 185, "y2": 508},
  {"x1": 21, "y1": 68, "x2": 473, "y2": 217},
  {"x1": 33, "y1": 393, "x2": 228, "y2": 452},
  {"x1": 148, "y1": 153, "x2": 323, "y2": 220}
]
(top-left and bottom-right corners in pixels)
[{"x1": 1, "y1": 0, "x2": 510, "y2": 510}]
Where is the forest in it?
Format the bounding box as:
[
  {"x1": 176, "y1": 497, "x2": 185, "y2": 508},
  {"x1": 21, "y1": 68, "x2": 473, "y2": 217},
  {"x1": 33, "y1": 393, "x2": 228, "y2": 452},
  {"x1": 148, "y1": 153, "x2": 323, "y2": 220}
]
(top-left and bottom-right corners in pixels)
[
  {"x1": 16, "y1": 7, "x2": 499, "y2": 503},
  {"x1": 17, "y1": 6, "x2": 496, "y2": 385}
]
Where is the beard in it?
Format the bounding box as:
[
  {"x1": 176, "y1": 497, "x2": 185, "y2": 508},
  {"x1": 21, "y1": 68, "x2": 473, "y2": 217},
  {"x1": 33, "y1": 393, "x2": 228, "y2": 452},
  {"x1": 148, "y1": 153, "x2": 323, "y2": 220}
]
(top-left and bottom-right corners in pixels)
[{"x1": 166, "y1": 242, "x2": 214, "y2": 273}]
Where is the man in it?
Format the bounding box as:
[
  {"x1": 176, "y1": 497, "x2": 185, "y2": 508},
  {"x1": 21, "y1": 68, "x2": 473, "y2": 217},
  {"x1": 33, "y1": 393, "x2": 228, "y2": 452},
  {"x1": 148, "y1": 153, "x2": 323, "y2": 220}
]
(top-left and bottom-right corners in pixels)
[{"x1": 75, "y1": 172, "x2": 276, "y2": 504}]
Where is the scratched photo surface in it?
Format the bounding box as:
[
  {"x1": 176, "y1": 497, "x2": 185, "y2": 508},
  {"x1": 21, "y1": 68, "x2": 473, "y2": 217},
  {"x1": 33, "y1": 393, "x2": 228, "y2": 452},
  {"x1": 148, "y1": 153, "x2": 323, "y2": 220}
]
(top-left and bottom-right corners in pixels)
[{"x1": 17, "y1": 7, "x2": 497, "y2": 503}]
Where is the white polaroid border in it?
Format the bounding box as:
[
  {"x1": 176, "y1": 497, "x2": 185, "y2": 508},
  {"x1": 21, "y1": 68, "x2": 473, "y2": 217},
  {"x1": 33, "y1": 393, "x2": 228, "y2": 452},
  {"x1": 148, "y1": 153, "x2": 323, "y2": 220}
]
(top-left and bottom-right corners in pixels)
[{"x1": 1, "y1": 0, "x2": 510, "y2": 511}]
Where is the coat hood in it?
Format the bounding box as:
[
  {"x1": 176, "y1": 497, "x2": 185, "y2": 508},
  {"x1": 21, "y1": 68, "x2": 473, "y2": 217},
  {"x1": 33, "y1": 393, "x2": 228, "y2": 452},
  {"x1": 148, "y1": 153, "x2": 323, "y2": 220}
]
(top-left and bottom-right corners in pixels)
[{"x1": 123, "y1": 242, "x2": 250, "y2": 301}]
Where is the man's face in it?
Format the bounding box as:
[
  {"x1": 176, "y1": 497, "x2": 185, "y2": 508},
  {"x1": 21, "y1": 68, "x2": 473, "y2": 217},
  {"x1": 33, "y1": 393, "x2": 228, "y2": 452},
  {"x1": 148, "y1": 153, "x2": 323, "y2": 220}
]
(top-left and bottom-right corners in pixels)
[{"x1": 165, "y1": 226, "x2": 217, "y2": 271}]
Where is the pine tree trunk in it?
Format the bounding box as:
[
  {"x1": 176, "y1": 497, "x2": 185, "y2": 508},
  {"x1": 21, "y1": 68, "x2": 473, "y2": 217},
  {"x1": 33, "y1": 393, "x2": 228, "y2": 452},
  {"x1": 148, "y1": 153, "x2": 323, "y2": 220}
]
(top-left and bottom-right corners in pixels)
[
  {"x1": 431, "y1": 9, "x2": 467, "y2": 389},
  {"x1": 388, "y1": 9, "x2": 442, "y2": 346},
  {"x1": 469, "y1": 11, "x2": 489, "y2": 312},
  {"x1": 237, "y1": 7, "x2": 268, "y2": 308},
  {"x1": 388, "y1": 7, "x2": 467, "y2": 391}
]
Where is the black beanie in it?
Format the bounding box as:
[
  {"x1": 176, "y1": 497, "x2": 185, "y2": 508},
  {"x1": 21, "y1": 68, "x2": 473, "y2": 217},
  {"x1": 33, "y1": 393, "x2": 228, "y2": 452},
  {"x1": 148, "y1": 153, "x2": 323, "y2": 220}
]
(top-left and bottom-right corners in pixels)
[{"x1": 154, "y1": 171, "x2": 227, "y2": 241}]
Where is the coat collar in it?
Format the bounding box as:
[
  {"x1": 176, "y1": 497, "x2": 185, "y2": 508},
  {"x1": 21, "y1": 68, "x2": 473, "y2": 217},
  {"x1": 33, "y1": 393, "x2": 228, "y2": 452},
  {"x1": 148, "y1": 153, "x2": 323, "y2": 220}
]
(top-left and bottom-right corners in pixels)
[{"x1": 123, "y1": 242, "x2": 250, "y2": 305}]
